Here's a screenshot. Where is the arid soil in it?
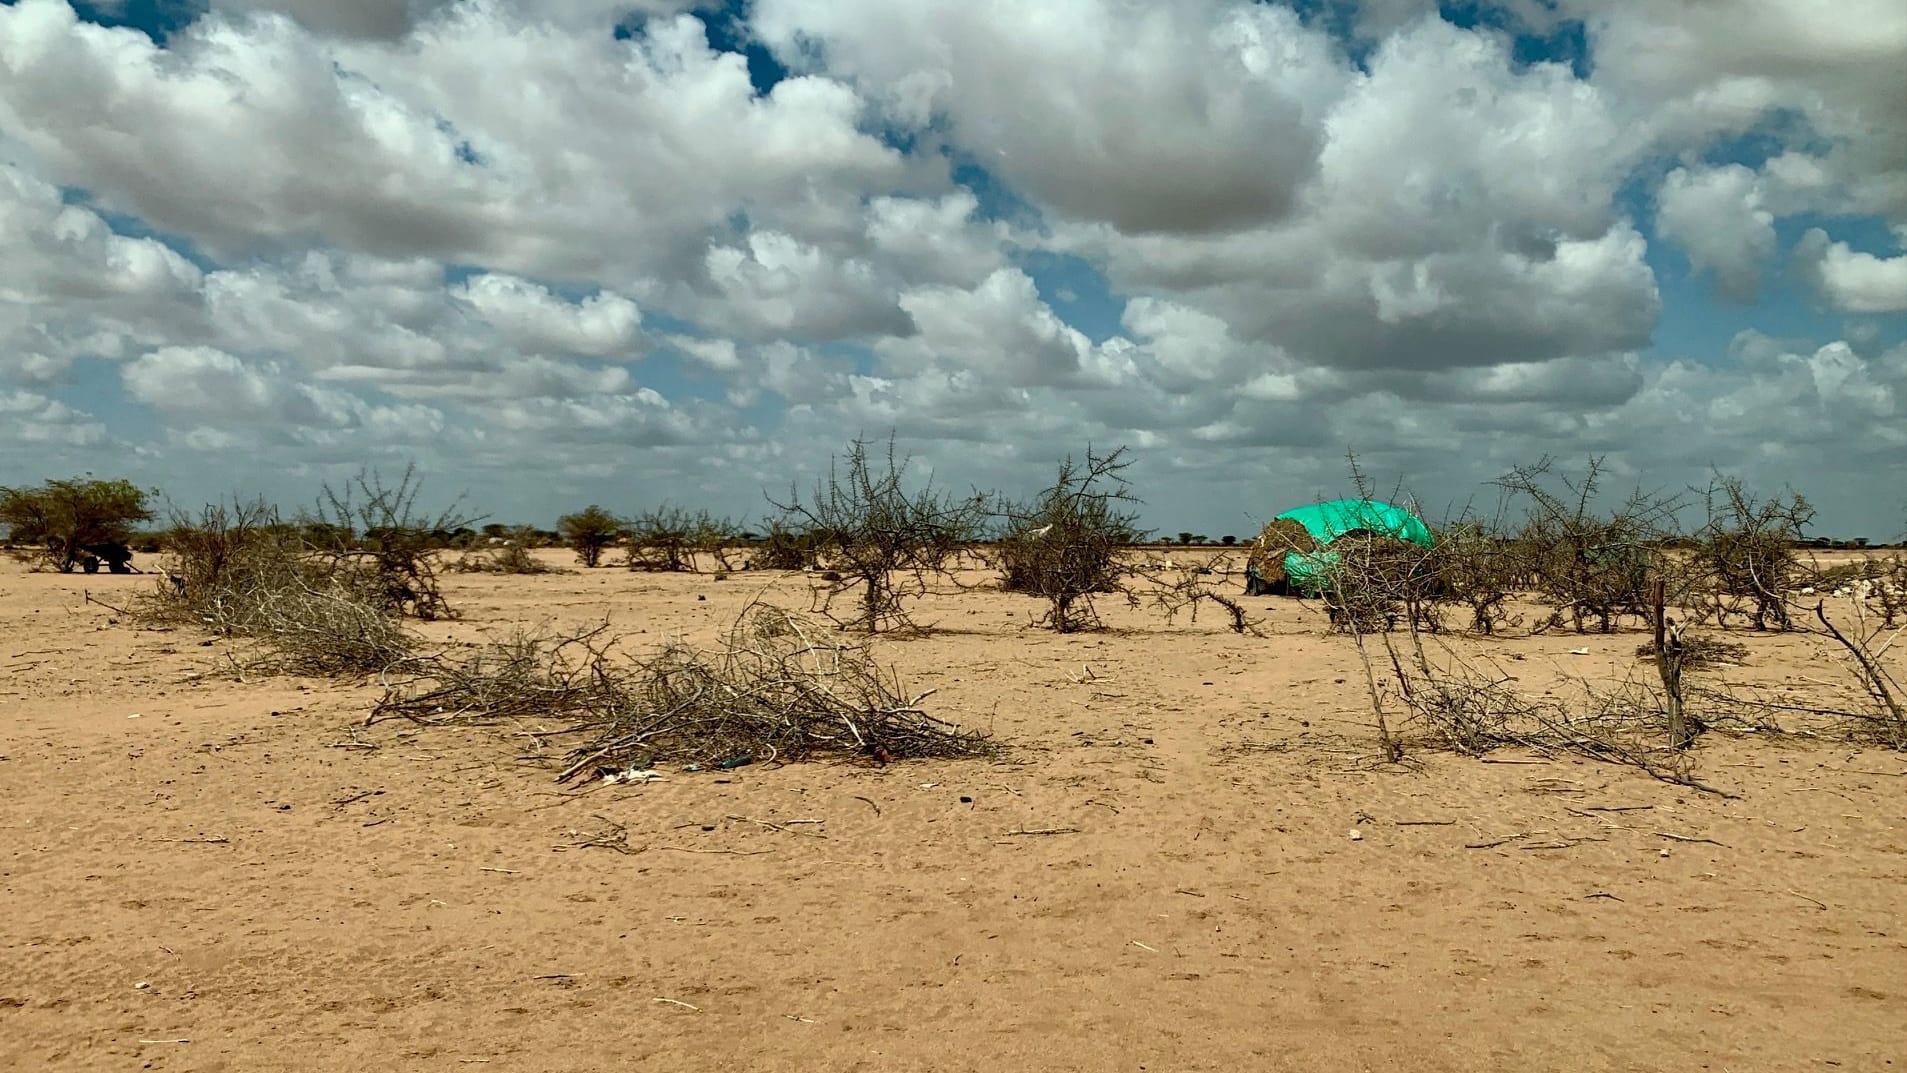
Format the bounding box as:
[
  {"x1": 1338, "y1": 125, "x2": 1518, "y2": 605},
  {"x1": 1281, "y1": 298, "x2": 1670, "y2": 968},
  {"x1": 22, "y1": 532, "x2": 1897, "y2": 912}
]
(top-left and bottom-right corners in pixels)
[{"x1": 3, "y1": 551, "x2": 1903, "y2": 1072}]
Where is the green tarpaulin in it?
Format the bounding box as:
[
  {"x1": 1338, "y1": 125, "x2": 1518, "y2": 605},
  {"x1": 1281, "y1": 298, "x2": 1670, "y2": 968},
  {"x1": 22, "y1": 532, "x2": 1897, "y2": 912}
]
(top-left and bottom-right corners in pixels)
[
  {"x1": 1275, "y1": 499, "x2": 1434, "y2": 548},
  {"x1": 1263, "y1": 499, "x2": 1434, "y2": 594}
]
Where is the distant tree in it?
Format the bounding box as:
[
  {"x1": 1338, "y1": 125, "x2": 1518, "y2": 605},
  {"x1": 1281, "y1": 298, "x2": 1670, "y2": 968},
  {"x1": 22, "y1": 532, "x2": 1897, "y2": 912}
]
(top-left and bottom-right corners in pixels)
[
  {"x1": 1221, "y1": 534, "x2": 1237, "y2": 547},
  {"x1": 0, "y1": 477, "x2": 154, "y2": 572},
  {"x1": 558, "y1": 505, "x2": 625, "y2": 568},
  {"x1": 1177, "y1": 532, "x2": 1195, "y2": 546}
]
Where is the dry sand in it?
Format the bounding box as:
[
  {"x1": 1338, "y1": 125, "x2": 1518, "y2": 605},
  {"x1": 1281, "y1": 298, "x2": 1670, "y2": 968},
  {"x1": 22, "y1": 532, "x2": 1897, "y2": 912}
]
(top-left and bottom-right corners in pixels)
[{"x1": 2, "y1": 551, "x2": 1903, "y2": 1072}]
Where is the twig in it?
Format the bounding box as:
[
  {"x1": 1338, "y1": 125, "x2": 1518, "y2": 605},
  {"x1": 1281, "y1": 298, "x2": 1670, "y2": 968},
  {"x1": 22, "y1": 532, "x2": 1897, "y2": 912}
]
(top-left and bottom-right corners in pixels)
[
  {"x1": 727, "y1": 814, "x2": 826, "y2": 837},
  {"x1": 478, "y1": 867, "x2": 521, "y2": 874},
  {"x1": 1004, "y1": 827, "x2": 1080, "y2": 836},
  {"x1": 155, "y1": 837, "x2": 230, "y2": 844},
  {"x1": 566, "y1": 815, "x2": 636, "y2": 855},
  {"x1": 1465, "y1": 832, "x2": 1529, "y2": 849},
  {"x1": 1656, "y1": 832, "x2": 1727, "y2": 847},
  {"x1": 84, "y1": 591, "x2": 138, "y2": 617},
  {"x1": 653, "y1": 997, "x2": 701, "y2": 1011},
  {"x1": 1786, "y1": 889, "x2": 1828, "y2": 911},
  {"x1": 1521, "y1": 836, "x2": 1605, "y2": 850},
  {"x1": 1394, "y1": 820, "x2": 1457, "y2": 826},
  {"x1": 851, "y1": 795, "x2": 881, "y2": 816},
  {"x1": 658, "y1": 846, "x2": 772, "y2": 855}
]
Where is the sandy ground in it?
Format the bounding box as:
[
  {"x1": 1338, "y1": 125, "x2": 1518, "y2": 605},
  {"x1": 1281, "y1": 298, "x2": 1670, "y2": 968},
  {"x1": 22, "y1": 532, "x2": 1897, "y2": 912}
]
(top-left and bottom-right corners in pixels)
[{"x1": 2, "y1": 550, "x2": 1904, "y2": 1072}]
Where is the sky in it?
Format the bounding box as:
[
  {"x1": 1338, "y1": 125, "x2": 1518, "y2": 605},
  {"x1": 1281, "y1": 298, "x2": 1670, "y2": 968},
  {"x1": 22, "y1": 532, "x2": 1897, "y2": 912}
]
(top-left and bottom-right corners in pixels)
[{"x1": 1, "y1": 0, "x2": 1904, "y2": 539}]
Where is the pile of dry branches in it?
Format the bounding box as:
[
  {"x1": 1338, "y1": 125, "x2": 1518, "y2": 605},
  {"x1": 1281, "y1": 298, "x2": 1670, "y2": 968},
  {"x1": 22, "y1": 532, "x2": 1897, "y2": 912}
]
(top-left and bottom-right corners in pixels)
[
  {"x1": 370, "y1": 604, "x2": 994, "y2": 776},
  {"x1": 138, "y1": 499, "x2": 411, "y2": 676},
  {"x1": 1634, "y1": 635, "x2": 1748, "y2": 669},
  {"x1": 1376, "y1": 629, "x2": 1727, "y2": 793}
]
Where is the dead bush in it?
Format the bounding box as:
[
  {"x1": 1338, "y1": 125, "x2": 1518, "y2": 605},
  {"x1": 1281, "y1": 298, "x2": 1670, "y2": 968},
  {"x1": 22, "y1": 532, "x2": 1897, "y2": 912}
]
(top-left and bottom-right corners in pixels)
[
  {"x1": 691, "y1": 511, "x2": 745, "y2": 572},
  {"x1": 370, "y1": 604, "x2": 995, "y2": 772},
  {"x1": 1682, "y1": 476, "x2": 1813, "y2": 630},
  {"x1": 1146, "y1": 553, "x2": 1262, "y2": 635},
  {"x1": 453, "y1": 528, "x2": 558, "y2": 575},
  {"x1": 624, "y1": 505, "x2": 699, "y2": 572},
  {"x1": 993, "y1": 446, "x2": 1146, "y2": 632},
  {"x1": 1496, "y1": 457, "x2": 1680, "y2": 633},
  {"x1": 1373, "y1": 628, "x2": 1731, "y2": 794},
  {"x1": 1432, "y1": 521, "x2": 1524, "y2": 635},
  {"x1": 1634, "y1": 635, "x2": 1748, "y2": 669},
  {"x1": 139, "y1": 498, "x2": 410, "y2": 676},
  {"x1": 770, "y1": 435, "x2": 987, "y2": 632},
  {"x1": 1319, "y1": 533, "x2": 1441, "y2": 635},
  {"x1": 750, "y1": 520, "x2": 829, "y2": 570},
  {"x1": 310, "y1": 465, "x2": 472, "y2": 621}
]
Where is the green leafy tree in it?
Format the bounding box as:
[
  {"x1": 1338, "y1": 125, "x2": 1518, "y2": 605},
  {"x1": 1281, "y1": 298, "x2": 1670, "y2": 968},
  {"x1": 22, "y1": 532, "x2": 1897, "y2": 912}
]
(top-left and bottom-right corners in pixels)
[
  {"x1": 558, "y1": 505, "x2": 625, "y2": 567},
  {"x1": 0, "y1": 477, "x2": 154, "y2": 572}
]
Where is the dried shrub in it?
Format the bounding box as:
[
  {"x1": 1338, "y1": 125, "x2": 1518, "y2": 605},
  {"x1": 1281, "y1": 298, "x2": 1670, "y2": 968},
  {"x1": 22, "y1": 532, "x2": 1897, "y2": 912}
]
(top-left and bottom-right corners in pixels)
[
  {"x1": 1432, "y1": 521, "x2": 1524, "y2": 635},
  {"x1": 370, "y1": 604, "x2": 995, "y2": 772},
  {"x1": 624, "y1": 505, "x2": 699, "y2": 572},
  {"x1": 770, "y1": 435, "x2": 987, "y2": 632},
  {"x1": 1147, "y1": 553, "x2": 1262, "y2": 635},
  {"x1": 1800, "y1": 600, "x2": 1905, "y2": 748},
  {"x1": 1634, "y1": 635, "x2": 1749, "y2": 669},
  {"x1": 1682, "y1": 476, "x2": 1813, "y2": 630},
  {"x1": 748, "y1": 522, "x2": 824, "y2": 571},
  {"x1": 993, "y1": 446, "x2": 1145, "y2": 632},
  {"x1": 311, "y1": 465, "x2": 471, "y2": 621},
  {"x1": 138, "y1": 498, "x2": 411, "y2": 676},
  {"x1": 690, "y1": 512, "x2": 745, "y2": 572},
  {"x1": 1496, "y1": 457, "x2": 1680, "y2": 633},
  {"x1": 1319, "y1": 533, "x2": 1441, "y2": 635},
  {"x1": 453, "y1": 528, "x2": 558, "y2": 574},
  {"x1": 1374, "y1": 630, "x2": 1731, "y2": 794}
]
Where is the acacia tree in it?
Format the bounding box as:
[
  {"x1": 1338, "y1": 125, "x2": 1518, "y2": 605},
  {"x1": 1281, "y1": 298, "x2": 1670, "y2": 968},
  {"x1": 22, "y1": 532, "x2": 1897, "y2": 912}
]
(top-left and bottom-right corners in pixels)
[
  {"x1": 771, "y1": 435, "x2": 987, "y2": 632},
  {"x1": 0, "y1": 477, "x2": 154, "y2": 572},
  {"x1": 558, "y1": 505, "x2": 624, "y2": 567}
]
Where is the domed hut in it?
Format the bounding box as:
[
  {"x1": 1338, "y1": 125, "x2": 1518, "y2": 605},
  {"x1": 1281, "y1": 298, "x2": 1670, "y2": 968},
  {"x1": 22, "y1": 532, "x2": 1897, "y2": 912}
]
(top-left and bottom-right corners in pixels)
[{"x1": 1244, "y1": 499, "x2": 1434, "y2": 596}]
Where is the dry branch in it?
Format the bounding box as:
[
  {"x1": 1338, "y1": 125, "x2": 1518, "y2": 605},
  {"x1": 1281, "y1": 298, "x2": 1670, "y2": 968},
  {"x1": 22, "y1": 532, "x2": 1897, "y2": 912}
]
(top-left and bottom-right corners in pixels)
[{"x1": 370, "y1": 603, "x2": 995, "y2": 776}]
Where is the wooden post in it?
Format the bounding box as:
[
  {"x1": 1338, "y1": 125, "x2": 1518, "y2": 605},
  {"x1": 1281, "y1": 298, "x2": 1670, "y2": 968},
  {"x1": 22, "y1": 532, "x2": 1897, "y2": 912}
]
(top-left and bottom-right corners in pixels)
[{"x1": 1653, "y1": 577, "x2": 1690, "y2": 750}]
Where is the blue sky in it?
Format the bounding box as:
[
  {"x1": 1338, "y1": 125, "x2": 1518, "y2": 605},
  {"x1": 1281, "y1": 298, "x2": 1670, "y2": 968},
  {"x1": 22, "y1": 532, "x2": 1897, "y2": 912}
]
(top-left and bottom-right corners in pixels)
[{"x1": 2, "y1": 0, "x2": 1903, "y2": 538}]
